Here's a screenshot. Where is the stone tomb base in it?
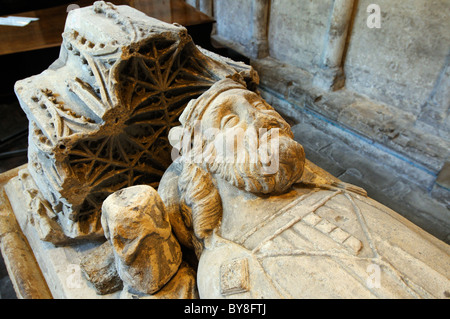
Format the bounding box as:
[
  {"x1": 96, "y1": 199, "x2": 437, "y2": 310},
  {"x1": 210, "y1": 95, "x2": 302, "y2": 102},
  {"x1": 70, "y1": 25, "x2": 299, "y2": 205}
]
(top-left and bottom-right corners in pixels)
[{"x1": 0, "y1": 164, "x2": 120, "y2": 299}]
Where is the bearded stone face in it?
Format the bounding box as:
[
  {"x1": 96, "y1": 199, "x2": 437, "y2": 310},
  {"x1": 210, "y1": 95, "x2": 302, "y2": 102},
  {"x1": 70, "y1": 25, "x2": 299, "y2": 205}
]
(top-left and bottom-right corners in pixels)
[{"x1": 175, "y1": 86, "x2": 305, "y2": 195}]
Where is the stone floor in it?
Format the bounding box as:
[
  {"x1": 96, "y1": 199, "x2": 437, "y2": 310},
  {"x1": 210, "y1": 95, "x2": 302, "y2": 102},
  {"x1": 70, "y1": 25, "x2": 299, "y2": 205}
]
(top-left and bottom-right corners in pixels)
[
  {"x1": 0, "y1": 253, "x2": 16, "y2": 299},
  {"x1": 0, "y1": 98, "x2": 28, "y2": 299},
  {"x1": 0, "y1": 91, "x2": 449, "y2": 299}
]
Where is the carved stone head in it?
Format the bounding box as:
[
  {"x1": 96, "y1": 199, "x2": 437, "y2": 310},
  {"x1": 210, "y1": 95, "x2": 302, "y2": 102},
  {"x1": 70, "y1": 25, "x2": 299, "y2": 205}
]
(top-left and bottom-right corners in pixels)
[
  {"x1": 172, "y1": 77, "x2": 305, "y2": 195},
  {"x1": 167, "y1": 77, "x2": 305, "y2": 250}
]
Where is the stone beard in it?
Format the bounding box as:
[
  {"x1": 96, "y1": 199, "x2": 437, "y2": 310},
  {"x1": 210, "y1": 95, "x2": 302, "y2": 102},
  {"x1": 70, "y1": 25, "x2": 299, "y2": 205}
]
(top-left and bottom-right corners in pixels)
[{"x1": 167, "y1": 77, "x2": 306, "y2": 250}]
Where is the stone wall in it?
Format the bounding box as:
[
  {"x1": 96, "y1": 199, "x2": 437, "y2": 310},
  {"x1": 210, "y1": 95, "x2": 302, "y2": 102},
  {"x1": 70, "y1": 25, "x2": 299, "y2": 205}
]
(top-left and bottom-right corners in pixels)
[
  {"x1": 186, "y1": 0, "x2": 449, "y2": 240},
  {"x1": 345, "y1": 0, "x2": 450, "y2": 127},
  {"x1": 187, "y1": 1, "x2": 449, "y2": 185},
  {"x1": 268, "y1": 0, "x2": 334, "y2": 74}
]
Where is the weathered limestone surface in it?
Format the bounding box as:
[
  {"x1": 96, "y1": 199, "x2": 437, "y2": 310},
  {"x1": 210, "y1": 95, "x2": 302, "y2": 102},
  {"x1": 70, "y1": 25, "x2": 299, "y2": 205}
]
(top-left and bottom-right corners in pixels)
[
  {"x1": 101, "y1": 185, "x2": 183, "y2": 295},
  {"x1": 214, "y1": 0, "x2": 253, "y2": 55},
  {"x1": 0, "y1": 166, "x2": 52, "y2": 299},
  {"x1": 206, "y1": 0, "x2": 450, "y2": 175},
  {"x1": 3, "y1": 72, "x2": 450, "y2": 300},
  {"x1": 268, "y1": 0, "x2": 334, "y2": 74},
  {"x1": 345, "y1": 0, "x2": 450, "y2": 122},
  {"x1": 79, "y1": 241, "x2": 122, "y2": 295},
  {"x1": 3, "y1": 1, "x2": 449, "y2": 300},
  {"x1": 14, "y1": 1, "x2": 258, "y2": 243},
  {"x1": 157, "y1": 77, "x2": 450, "y2": 298},
  {"x1": 259, "y1": 85, "x2": 450, "y2": 243},
  {"x1": 3, "y1": 169, "x2": 116, "y2": 299},
  {"x1": 79, "y1": 185, "x2": 199, "y2": 299},
  {"x1": 289, "y1": 119, "x2": 450, "y2": 243},
  {"x1": 193, "y1": 0, "x2": 450, "y2": 239},
  {"x1": 119, "y1": 262, "x2": 198, "y2": 299},
  {"x1": 251, "y1": 58, "x2": 450, "y2": 242},
  {"x1": 2, "y1": 167, "x2": 198, "y2": 299}
]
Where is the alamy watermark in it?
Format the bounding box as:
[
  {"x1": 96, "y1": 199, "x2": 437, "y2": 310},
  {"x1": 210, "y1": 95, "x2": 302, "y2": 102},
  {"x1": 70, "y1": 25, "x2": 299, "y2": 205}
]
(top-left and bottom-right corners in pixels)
[
  {"x1": 169, "y1": 122, "x2": 282, "y2": 175},
  {"x1": 65, "y1": 264, "x2": 83, "y2": 289},
  {"x1": 367, "y1": 4, "x2": 381, "y2": 29},
  {"x1": 366, "y1": 263, "x2": 381, "y2": 289}
]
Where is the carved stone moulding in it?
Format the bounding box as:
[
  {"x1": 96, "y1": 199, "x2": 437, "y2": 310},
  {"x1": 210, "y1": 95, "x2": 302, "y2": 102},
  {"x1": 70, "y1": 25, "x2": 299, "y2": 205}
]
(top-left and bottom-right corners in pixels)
[{"x1": 15, "y1": 1, "x2": 258, "y2": 243}]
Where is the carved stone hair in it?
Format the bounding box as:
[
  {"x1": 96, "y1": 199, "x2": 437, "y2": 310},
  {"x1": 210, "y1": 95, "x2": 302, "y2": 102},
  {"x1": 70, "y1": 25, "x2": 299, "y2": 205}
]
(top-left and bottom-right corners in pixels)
[
  {"x1": 178, "y1": 162, "x2": 222, "y2": 256},
  {"x1": 178, "y1": 75, "x2": 247, "y2": 141}
]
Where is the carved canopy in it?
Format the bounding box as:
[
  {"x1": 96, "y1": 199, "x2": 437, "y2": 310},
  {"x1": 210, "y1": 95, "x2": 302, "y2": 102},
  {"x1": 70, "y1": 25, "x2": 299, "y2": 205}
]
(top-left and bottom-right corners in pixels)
[{"x1": 15, "y1": 1, "x2": 258, "y2": 240}]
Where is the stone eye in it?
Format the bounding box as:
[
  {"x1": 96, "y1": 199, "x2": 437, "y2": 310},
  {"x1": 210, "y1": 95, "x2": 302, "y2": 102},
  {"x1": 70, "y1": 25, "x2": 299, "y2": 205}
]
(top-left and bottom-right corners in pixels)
[
  {"x1": 254, "y1": 102, "x2": 270, "y2": 111},
  {"x1": 221, "y1": 114, "x2": 239, "y2": 128}
]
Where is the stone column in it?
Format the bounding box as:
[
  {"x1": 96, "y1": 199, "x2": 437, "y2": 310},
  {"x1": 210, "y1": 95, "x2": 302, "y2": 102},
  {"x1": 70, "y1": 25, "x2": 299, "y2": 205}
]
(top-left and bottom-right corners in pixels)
[
  {"x1": 249, "y1": 0, "x2": 270, "y2": 59},
  {"x1": 314, "y1": 0, "x2": 356, "y2": 91},
  {"x1": 418, "y1": 55, "x2": 450, "y2": 131},
  {"x1": 186, "y1": 0, "x2": 213, "y2": 17},
  {"x1": 198, "y1": 0, "x2": 213, "y2": 17}
]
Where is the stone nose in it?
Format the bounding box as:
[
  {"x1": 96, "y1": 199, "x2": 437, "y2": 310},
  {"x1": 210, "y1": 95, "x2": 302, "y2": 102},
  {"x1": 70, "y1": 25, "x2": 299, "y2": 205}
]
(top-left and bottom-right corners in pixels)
[{"x1": 252, "y1": 112, "x2": 288, "y2": 133}]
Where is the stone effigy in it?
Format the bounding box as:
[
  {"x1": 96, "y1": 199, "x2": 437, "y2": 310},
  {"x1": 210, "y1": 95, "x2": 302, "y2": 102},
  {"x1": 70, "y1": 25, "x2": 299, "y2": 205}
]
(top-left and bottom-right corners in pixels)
[
  {"x1": 5, "y1": 2, "x2": 449, "y2": 299},
  {"x1": 14, "y1": 1, "x2": 258, "y2": 244},
  {"x1": 153, "y1": 77, "x2": 450, "y2": 298}
]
